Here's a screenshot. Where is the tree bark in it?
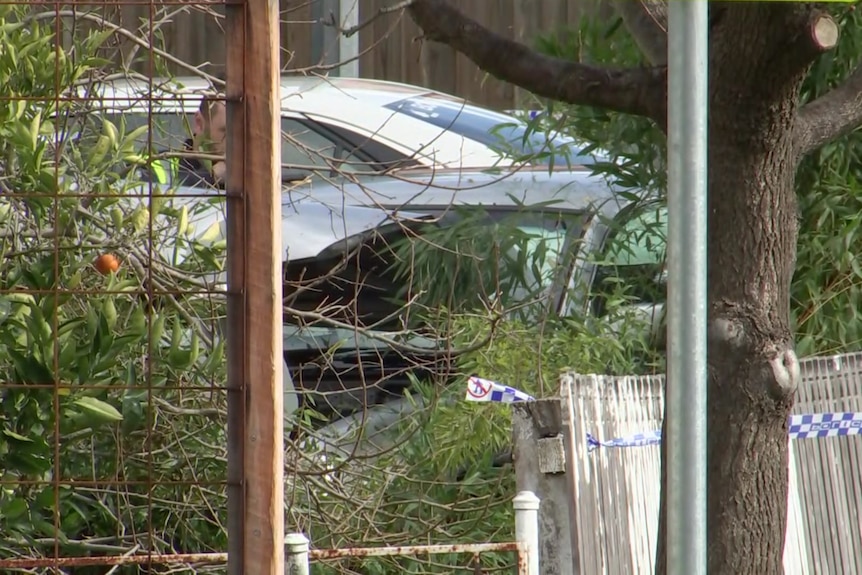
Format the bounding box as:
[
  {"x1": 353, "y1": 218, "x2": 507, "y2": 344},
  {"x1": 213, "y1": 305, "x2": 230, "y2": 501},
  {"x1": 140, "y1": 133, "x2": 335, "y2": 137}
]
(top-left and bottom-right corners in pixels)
[
  {"x1": 406, "y1": 0, "x2": 667, "y2": 123},
  {"x1": 611, "y1": 0, "x2": 668, "y2": 65}
]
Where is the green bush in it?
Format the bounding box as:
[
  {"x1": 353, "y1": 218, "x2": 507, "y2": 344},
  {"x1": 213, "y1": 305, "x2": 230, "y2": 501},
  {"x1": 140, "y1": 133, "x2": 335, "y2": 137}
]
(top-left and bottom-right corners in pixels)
[{"x1": 0, "y1": 5, "x2": 228, "y2": 568}]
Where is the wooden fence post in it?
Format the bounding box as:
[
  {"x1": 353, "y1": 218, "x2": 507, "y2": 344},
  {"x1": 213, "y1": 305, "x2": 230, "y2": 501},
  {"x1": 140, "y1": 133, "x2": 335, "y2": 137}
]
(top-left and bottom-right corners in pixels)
[
  {"x1": 512, "y1": 398, "x2": 581, "y2": 575},
  {"x1": 226, "y1": 0, "x2": 284, "y2": 573}
]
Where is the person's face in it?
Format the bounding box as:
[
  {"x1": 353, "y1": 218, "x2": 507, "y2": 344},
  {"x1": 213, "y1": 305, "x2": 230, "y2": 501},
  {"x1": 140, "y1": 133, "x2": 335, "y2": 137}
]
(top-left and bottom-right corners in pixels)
[{"x1": 193, "y1": 101, "x2": 227, "y2": 155}]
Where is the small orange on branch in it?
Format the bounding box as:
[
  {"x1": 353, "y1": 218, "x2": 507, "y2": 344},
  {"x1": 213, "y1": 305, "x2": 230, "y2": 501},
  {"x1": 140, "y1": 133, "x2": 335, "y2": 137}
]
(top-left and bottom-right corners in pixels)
[{"x1": 94, "y1": 253, "x2": 120, "y2": 275}]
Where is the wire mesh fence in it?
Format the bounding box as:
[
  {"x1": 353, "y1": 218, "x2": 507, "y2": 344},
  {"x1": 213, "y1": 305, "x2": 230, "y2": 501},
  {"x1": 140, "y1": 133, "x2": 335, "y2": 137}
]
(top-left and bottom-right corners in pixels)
[{"x1": 0, "y1": 1, "x2": 266, "y2": 573}]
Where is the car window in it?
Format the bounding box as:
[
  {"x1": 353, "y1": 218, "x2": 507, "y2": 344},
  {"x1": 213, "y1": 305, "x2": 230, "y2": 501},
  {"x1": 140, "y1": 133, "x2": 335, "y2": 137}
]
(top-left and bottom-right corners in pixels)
[
  {"x1": 280, "y1": 118, "x2": 371, "y2": 174},
  {"x1": 590, "y1": 203, "x2": 668, "y2": 316},
  {"x1": 383, "y1": 95, "x2": 601, "y2": 166},
  {"x1": 104, "y1": 112, "x2": 383, "y2": 175}
]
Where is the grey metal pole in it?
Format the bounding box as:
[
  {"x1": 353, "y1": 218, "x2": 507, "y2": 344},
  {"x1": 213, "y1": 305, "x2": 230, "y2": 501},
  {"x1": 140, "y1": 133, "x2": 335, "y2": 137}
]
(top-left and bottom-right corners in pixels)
[
  {"x1": 666, "y1": 1, "x2": 708, "y2": 574},
  {"x1": 339, "y1": 0, "x2": 360, "y2": 77}
]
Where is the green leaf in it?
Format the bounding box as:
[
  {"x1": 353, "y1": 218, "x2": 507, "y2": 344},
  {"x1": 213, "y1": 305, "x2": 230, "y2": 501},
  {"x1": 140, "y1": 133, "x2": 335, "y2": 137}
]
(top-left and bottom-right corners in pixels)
[
  {"x1": 6, "y1": 348, "x2": 53, "y2": 385},
  {"x1": 72, "y1": 397, "x2": 123, "y2": 424},
  {"x1": 2, "y1": 428, "x2": 33, "y2": 442}
]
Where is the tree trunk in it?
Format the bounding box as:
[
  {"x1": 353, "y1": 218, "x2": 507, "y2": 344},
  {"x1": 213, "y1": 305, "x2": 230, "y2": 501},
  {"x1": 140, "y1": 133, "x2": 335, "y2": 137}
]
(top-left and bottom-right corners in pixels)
[{"x1": 655, "y1": 8, "x2": 809, "y2": 574}]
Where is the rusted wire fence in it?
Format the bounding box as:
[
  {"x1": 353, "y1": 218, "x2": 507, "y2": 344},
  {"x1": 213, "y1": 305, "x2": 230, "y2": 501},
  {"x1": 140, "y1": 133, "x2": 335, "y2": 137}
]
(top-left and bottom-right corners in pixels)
[
  {"x1": 284, "y1": 490, "x2": 540, "y2": 575},
  {"x1": 0, "y1": 0, "x2": 284, "y2": 573}
]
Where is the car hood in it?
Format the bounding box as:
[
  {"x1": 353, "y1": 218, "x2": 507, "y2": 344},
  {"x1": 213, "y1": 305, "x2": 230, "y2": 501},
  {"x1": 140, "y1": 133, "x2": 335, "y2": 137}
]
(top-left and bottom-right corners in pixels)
[{"x1": 139, "y1": 184, "x2": 433, "y2": 279}]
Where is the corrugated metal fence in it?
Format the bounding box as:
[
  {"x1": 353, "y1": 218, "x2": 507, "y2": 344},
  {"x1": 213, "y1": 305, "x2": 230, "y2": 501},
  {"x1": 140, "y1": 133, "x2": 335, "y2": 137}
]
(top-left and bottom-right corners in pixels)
[
  {"x1": 80, "y1": 0, "x2": 601, "y2": 111},
  {"x1": 562, "y1": 351, "x2": 862, "y2": 575}
]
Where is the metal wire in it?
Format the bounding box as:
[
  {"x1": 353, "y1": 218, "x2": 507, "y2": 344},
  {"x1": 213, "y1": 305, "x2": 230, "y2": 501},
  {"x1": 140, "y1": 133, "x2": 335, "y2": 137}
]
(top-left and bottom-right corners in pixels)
[{"x1": 0, "y1": 2, "x2": 244, "y2": 572}]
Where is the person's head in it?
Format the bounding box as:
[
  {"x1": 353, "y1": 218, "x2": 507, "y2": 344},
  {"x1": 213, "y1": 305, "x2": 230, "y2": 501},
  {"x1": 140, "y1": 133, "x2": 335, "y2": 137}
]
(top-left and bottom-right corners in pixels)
[{"x1": 192, "y1": 95, "x2": 226, "y2": 155}]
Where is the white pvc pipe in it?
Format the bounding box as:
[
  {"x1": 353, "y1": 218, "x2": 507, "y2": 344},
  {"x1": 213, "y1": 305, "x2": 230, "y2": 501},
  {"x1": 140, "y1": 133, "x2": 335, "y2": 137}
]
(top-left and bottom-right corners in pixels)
[
  {"x1": 285, "y1": 532, "x2": 310, "y2": 575},
  {"x1": 513, "y1": 491, "x2": 540, "y2": 575}
]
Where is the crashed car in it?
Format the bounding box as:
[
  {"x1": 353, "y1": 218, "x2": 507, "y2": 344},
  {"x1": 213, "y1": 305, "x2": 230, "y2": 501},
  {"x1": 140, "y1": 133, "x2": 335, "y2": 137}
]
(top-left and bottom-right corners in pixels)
[
  {"x1": 277, "y1": 167, "x2": 667, "y2": 423},
  {"x1": 152, "y1": 163, "x2": 666, "y2": 433},
  {"x1": 56, "y1": 74, "x2": 664, "y2": 443}
]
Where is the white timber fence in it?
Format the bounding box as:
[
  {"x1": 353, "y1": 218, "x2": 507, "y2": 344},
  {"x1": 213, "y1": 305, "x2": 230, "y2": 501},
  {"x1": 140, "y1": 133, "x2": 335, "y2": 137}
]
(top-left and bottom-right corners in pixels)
[{"x1": 533, "y1": 350, "x2": 862, "y2": 575}]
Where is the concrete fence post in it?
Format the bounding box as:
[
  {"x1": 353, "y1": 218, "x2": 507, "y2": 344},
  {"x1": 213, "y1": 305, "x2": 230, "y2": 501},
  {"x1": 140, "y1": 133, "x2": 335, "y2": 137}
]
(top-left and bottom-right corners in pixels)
[
  {"x1": 513, "y1": 490, "x2": 541, "y2": 575},
  {"x1": 285, "y1": 532, "x2": 310, "y2": 575},
  {"x1": 512, "y1": 398, "x2": 579, "y2": 574}
]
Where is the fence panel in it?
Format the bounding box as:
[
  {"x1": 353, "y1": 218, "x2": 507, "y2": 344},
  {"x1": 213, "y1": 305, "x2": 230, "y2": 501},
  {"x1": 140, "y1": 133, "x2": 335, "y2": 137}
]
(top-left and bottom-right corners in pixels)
[
  {"x1": 563, "y1": 351, "x2": 862, "y2": 575},
  {"x1": 70, "y1": 0, "x2": 603, "y2": 110}
]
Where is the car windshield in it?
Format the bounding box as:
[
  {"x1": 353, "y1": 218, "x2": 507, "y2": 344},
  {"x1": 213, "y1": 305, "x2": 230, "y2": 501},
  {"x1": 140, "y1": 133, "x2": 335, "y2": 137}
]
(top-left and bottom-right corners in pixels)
[
  {"x1": 384, "y1": 94, "x2": 602, "y2": 166},
  {"x1": 591, "y1": 203, "x2": 668, "y2": 316},
  {"x1": 102, "y1": 111, "x2": 383, "y2": 175},
  {"x1": 284, "y1": 208, "x2": 585, "y2": 352}
]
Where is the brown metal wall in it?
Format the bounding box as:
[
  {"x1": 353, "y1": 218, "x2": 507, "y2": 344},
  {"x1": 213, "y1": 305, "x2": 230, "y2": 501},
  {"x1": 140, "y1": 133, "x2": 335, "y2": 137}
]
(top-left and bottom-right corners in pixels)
[{"x1": 106, "y1": 0, "x2": 598, "y2": 111}]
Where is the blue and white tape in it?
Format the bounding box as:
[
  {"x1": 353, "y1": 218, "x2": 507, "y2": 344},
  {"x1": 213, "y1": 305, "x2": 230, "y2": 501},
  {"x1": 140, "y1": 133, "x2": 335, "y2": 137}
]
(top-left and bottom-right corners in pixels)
[
  {"x1": 587, "y1": 430, "x2": 662, "y2": 451},
  {"x1": 464, "y1": 376, "x2": 535, "y2": 404},
  {"x1": 462, "y1": 377, "x2": 862, "y2": 451},
  {"x1": 588, "y1": 412, "x2": 862, "y2": 452}
]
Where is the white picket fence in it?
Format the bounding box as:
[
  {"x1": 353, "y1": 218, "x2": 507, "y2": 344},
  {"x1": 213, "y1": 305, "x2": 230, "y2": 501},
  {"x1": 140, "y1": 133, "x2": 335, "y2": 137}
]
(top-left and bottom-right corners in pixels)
[{"x1": 563, "y1": 351, "x2": 862, "y2": 575}]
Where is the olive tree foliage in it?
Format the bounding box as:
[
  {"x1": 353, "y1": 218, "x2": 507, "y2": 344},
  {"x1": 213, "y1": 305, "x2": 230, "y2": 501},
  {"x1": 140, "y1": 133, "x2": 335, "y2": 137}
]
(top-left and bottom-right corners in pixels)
[
  {"x1": 793, "y1": 10, "x2": 862, "y2": 356},
  {"x1": 0, "y1": 5, "x2": 230, "y2": 565},
  {"x1": 521, "y1": 6, "x2": 862, "y2": 356}
]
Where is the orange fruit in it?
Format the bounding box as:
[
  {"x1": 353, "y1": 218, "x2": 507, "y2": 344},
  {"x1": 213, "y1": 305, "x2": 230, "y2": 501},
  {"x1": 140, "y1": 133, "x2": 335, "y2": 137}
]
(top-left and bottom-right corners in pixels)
[{"x1": 94, "y1": 253, "x2": 120, "y2": 275}]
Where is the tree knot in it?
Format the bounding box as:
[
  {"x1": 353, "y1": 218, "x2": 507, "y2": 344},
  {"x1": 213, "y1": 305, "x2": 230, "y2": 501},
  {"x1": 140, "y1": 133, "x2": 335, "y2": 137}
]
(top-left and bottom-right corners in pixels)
[
  {"x1": 708, "y1": 316, "x2": 746, "y2": 351},
  {"x1": 767, "y1": 347, "x2": 800, "y2": 399}
]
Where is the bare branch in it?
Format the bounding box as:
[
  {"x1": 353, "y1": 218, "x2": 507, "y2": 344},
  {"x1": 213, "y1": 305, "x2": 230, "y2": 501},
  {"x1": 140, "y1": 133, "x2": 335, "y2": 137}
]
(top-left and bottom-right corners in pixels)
[
  {"x1": 796, "y1": 61, "x2": 862, "y2": 155},
  {"x1": 406, "y1": 0, "x2": 667, "y2": 123},
  {"x1": 612, "y1": 0, "x2": 668, "y2": 65},
  {"x1": 323, "y1": 0, "x2": 414, "y2": 38}
]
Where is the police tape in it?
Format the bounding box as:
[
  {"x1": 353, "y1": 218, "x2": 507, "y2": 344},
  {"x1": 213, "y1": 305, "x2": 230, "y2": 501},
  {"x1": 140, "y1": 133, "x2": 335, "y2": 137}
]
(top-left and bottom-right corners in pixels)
[
  {"x1": 588, "y1": 412, "x2": 862, "y2": 451},
  {"x1": 461, "y1": 377, "x2": 862, "y2": 451}
]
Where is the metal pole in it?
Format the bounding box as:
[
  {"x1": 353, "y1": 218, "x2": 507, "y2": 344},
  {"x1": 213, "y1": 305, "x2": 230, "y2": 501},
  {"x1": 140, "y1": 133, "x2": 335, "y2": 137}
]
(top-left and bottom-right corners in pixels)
[
  {"x1": 338, "y1": 0, "x2": 359, "y2": 77},
  {"x1": 666, "y1": 1, "x2": 708, "y2": 574},
  {"x1": 312, "y1": 0, "x2": 340, "y2": 71},
  {"x1": 513, "y1": 491, "x2": 540, "y2": 575}
]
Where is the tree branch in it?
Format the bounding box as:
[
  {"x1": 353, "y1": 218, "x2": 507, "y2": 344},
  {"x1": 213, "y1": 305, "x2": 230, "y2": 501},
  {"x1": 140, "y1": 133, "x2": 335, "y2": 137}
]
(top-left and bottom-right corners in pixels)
[
  {"x1": 612, "y1": 0, "x2": 668, "y2": 65},
  {"x1": 796, "y1": 61, "x2": 862, "y2": 155},
  {"x1": 406, "y1": 0, "x2": 667, "y2": 124}
]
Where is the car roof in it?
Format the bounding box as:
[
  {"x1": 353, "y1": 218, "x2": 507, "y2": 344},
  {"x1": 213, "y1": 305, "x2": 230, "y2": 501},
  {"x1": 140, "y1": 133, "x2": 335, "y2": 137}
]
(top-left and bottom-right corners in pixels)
[
  {"x1": 82, "y1": 76, "x2": 594, "y2": 170},
  {"x1": 87, "y1": 75, "x2": 473, "y2": 110}
]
